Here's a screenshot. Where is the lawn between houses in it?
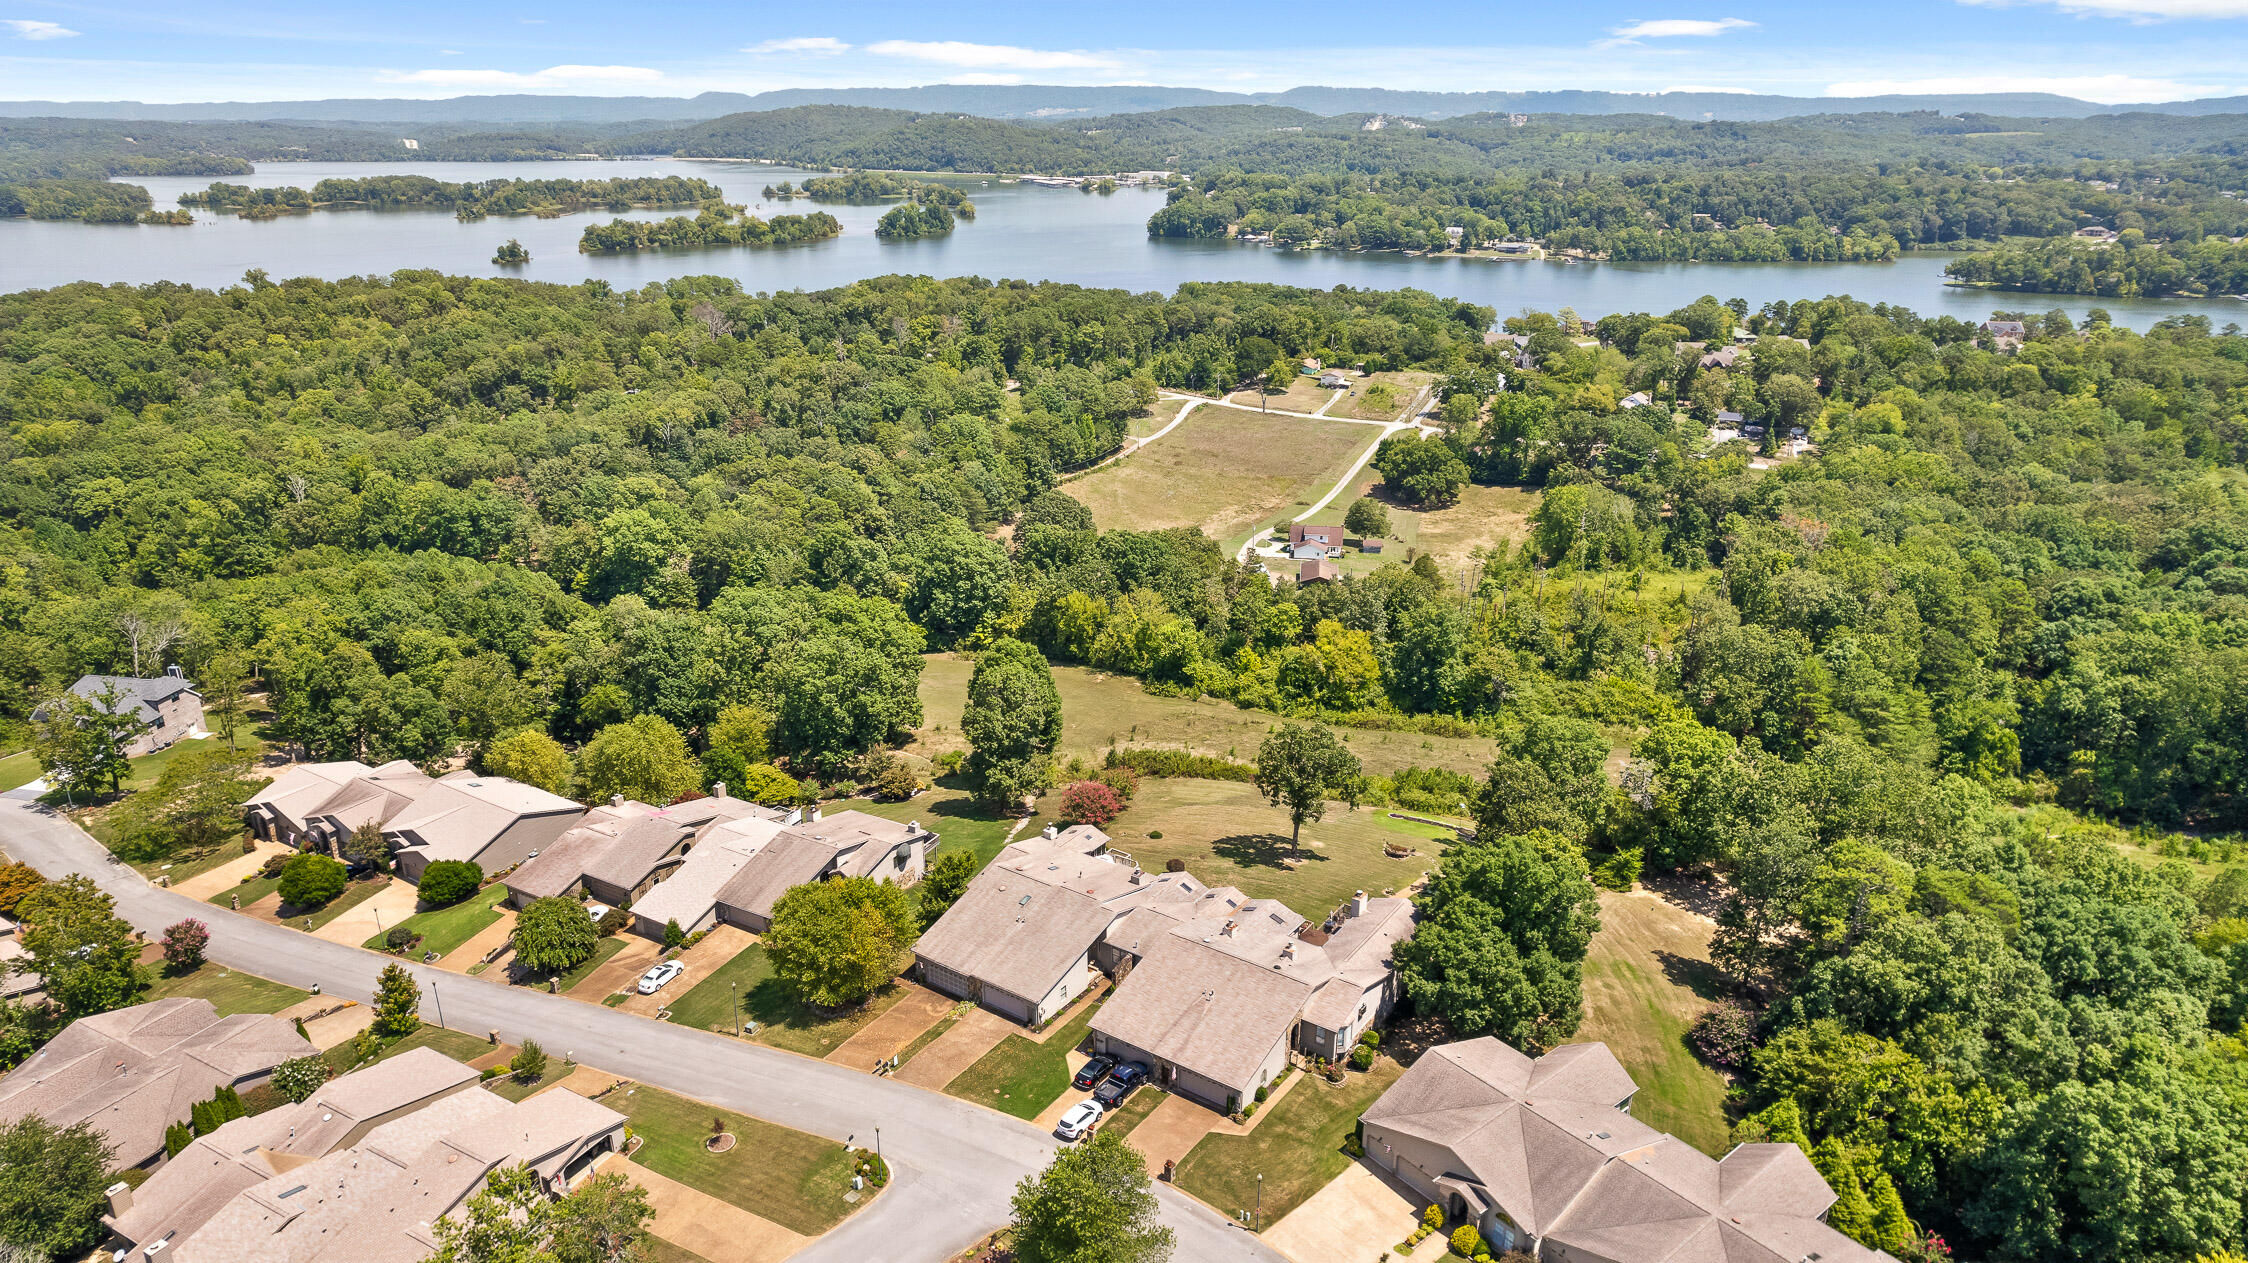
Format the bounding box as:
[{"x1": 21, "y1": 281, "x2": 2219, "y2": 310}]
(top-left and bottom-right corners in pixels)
[
  {"x1": 1173, "y1": 1058, "x2": 1403, "y2": 1231},
  {"x1": 607, "y1": 1082, "x2": 862, "y2": 1236},
  {"x1": 1573, "y1": 888, "x2": 1731, "y2": 1154},
  {"x1": 365, "y1": 885, "x2": 508, "y2": 957},
  {"x1": 663, "y1": 941, "x2": 911, "y2": 1058},
  {"x1": 143, "y1": 961, "x2": 308, "y2": 1015},
  {"x1": 944, "y1": 992, "x2": 1104, "y2": 1121}
]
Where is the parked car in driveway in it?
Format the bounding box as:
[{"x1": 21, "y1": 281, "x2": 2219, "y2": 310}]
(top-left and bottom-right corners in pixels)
[
  {"x1": 636, "y1": 960, "x2": 685, "y2": 994},
  {"x1": 1072, "y1": 1055, "x2": 1116, "y2": 1091},
  {"x1": 1055, "y1": 1100, "x2": 1103, "y2": 1141},
  {"x1": 1094, "y1": 1062, "x2": 1147, "y2": 1109}
]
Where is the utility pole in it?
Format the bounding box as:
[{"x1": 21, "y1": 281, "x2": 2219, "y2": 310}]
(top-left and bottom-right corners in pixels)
[
  {"x1": 731, "y1": 981, "x2": 741, "y2": 1037},
  {"x1": 431, "y1": 979, "x2": 444, "y2": 1030},
  {"x1": 1256, "y1": 1173, "x2": 1263, "y2": 1231}
]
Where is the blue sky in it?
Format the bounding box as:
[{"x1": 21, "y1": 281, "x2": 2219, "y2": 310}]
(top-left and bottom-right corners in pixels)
[{"x1": 4, "y1": 0, "x2": 2248, "y2": 103}]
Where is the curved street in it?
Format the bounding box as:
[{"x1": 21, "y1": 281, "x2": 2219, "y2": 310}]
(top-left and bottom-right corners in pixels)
[{"x1": 0, "y1": 799, "x2": 1285, "y2": 1263}]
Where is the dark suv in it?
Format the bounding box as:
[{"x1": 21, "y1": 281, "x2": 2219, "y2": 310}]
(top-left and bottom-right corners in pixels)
[
  {"x1": 1094, "y1": 1062, "x2": 1148, "y2": 1109},
  {"x1": 1072, "y1": 1055, "x2": 1116, "y2": 1091}
]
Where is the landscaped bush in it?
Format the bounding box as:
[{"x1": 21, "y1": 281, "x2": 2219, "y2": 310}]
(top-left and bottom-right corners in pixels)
[
  {"x1": 866, "y1": 753, "x2": 921, "y2": 801},
  {"x1": 1423, "y1": 1205, "x2": 1444, "y2": 1231},
  {"x1": 1687, "y1": 999, "x2": 1761, "y2": 1071},
  {"x1": 1093, "y1": 764, "x2": 1140, "y2": 803},
  {"x1": 271, "y1": 1054, "x2": 329, "y2": 1103},
  {"x1": 277, "y1": 852, "x2": 347, "y2": 908},
  {"x1": 597, "y1": 907, "x2": 633, "y2": 936},
  {"x1": 1164, "y1": 857, "x2": 1186, "y2": 872},
  {"x1": 1060, "y1": 780, "x2": 1124, "y2": 827},
  {"x1": 853, "y1": 1147, "x2": 890, "y2": 1187},
  {"x1": 259, "y1": 854, "x2": 290, "y2": 879},
  {"x1": 416, "y1": 859, "x2": 483, "y2": 907},
  {"x1": 1351, "y1": 1045, "x2": 1377, "y2": 1070},
  {"x1": 932, "y1": 750, "x2": 965, "y2": 776},
  {"x1": 1254, "y1": 1083, "x2": 1270, "y2": 1103},
  {"x1": 1104, "y1": 747, "x2": 1256, "y2": 782},
  {"x1": 161, "y1": 918, "x2": 209, "y2": 970},
  {"x1": 1449, "y1": 1225, "x2": 1484, "y2": 1257},
  {"x1": 663, "y1": 919, "x2": 686, "y2": 951},
  {"x1": 384, "y1": 925, "x2": 419, "y2": 953},
  {"x1": 1359, "y1": 1028, "x2": 1383, "y2": 1048}
]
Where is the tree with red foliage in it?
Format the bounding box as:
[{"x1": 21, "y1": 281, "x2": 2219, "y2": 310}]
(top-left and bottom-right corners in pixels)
[
  {"x1": 1060, "y1": 781, "x2": 1123, "y2": 828},
  {"x1": 161, "y1": 918, "x2": 209, "y2": 972}
]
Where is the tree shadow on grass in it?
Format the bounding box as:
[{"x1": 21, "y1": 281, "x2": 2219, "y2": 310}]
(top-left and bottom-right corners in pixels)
[
  {"x1": 1654, "y1": 950, "x2": 1732, "y2": 1003},
  {"x1": 1210, "y1": 833, "x2": 1331, "y2": 871}
]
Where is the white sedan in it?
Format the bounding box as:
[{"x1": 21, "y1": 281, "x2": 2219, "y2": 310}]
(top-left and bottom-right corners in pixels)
[
  {"x1": 636, "y1": 960, "x2": 685, "y2": 995},
  {"x1": 1054, "y1": 1100, "x2": 1103, "y2": 1141}
]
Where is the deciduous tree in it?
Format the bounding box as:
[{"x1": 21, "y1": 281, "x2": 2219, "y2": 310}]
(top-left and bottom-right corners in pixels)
[
  {"x1": 765, "y1": 876, "x2": 917, "y2": 1009},
  {"x1": 962, "y1": 639, "x2": 1063, "y2": 810},
  {"x1": 1253, "y1": 724, "x2": 1362, "y2": 854},
  {"x1": 1008, "y1": 1130, "x2": 1174, "y2": 1263}
]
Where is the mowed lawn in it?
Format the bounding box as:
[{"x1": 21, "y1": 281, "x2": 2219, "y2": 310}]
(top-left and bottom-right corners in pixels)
[
  {"x1": 609, "y1": 1083, "x2": 860, "y2": 1235},
  {"x1": 825, "y1": 787, "x2": 1040, "y2": 876},
  {"x1": 665, "y1": 942, "x2": 910, "y2": 1058},
  {"x1": 365, "y1": 885, "x2": 508, "y2": 957},
  {"x1": 1083, "y1": 779, "x2": 1453, "y2": 922},
  {"x1": 1573, "y1": 889, "x2": 1731, "y2": 1155},
  {"x1": 1175, "y1": 1059, "x2": 1403, "y2": 1229},
  {"x1": 1062, "y1": 403, "x2": 1380, "y2": 549},
  {"x1": 144, "y1": 962, "x2": 308, "y2": 1015},
  {"x1": 945, "y1": 993, "x2": 1104, "y2": 1120},
  {"x1": 911, "y1": 654, "x2": 1499, "y2": 781}
]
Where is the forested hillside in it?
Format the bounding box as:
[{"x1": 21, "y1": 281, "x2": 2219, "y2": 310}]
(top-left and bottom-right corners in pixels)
[{"x1": 0, "y1": 273, "x2": 2245, "y2": 1260}]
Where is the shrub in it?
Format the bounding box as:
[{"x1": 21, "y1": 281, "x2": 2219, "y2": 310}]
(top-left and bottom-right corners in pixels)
[
  {"x1": 733, "y1": 762, "x2": 802, "y2": 805},
  {"x1": 276, "y1": 853, "x2": 347, "y2": 908},
  {"x1": 259, "y1": 854, "x2": 290, "y2": 879},
  {"x1": 1164, "y1": 858, "x2": 1186, "y2": 873},
  {"x1": 854, "y1": 1147, "x2": 890, "y2": 1187},
  {"x1": 161, "y1": 918, "x2": 209, "y2": 971},
  {"x1": 271, "y1": 1054, "x2": 329, "y2": 1103},
  {"x1": 416, "y1": 860, "x2": 483, "y2": 907},
  {"x1": 1449, "y1": 1226, "x2": 1484, "y2": 1257},
  {"x1": 1351, "y1": 1045, "x2": 1377, "y2": 1070},
  {"x1": 1359, "y1": 1027, "x2": 1383, "y2": 1048},
  {"x1": 384, "y1": 925, "x2": 418, "y2": 953},
  {"x1": 662, "y1": 919, "x2": 686, "y2": 951},
  {"x1": 1093, "y1": 764, "x2": 1140, "y2": 803},
  {"x1": 1105, "y1": 747, "x2": 1256, "y2": 782},
  {"x1": 1688, "y1": 1000, "x2": 1760, "y2": 1071},
  {"x1": 1255, "y1": 1084, "x2": 1270, "y2": 1103},
  {"x1": 868, "y1": 754, "x2": 921, "y2": 801},
  {"x1": 164, "y1": 1122, "x2": 194, "y2": 1159},
  {"x1": 933, "y1": 750, "x2": 965, "y2": 776},
  {"x1": 597, "y1": 907, "x2": 633, "y2": 936},
  {"x1": 1147, "y1": 830, "x2": 1163, "y2": 840},
  {"x1": 1060, "y1": 780, "x2": 1124, "y2": 827},
  {"x1": 510, "y1": 1039, "x2": 549, "y2": 1083},
  {"x1": 1591, "y1": 847, "x2": 1643, "y2": 892},
  {"x1": 480, "y1": 1066, "x2": 501, "y2": 1081},
  {"x1": 1423, "y1": 1205, "x2": 1444, "y2": 1231}
]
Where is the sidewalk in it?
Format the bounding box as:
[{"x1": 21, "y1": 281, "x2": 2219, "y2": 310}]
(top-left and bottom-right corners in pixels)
[
  {"x1": 618, "y1": 1158, "x2": 809, "y2": 1263},
  {"x1": 311, "y1": 879, "x2": 419, "y2": 947}
]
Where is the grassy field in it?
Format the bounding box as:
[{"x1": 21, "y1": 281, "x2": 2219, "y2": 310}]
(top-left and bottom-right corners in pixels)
[
  {"x1": 1063, "y1": 402, "x2": 1380, "y2": 550},
  {"x1": 641, "y1": 1238, "x2": 712, "y2": 1263},
  {"x1": 1324, "y1": 480, "x2": 1541, "y2": 580},
  {"x1": 209, "y1": 872, "x2": 282, "y2": 909},
  {"x1": 609, "y1": 1083, "x2": 861, "y2": 1235},
  {"x1": 1333, "y1": 371, "x2": 1436, "y2": 422},
  {"x1": 143, "y1": 962, "x2": 308, "y2": 1015},
  {"x1": 664, "y1": 942, "x2": 911, "y2": 1058},
  {"x1": 1223, "y1": 376, "x2": 1336, "y2": 413},
  {"x1": 1083, "y1": 779, "x2": 1453, "y2": 922},
  {"x1": 321, "y1": 1023, "x2": 499, "y2": 1076},
  {"x1": 825, "y1": 787, "x2": 1040, "y2": 876},
  {"x1": 131, "y1": 841, "x2": 254, "y2": 887},
  {"x1": 367, "y1": 886, "x2": 508, "y2": 957},
  {"x1": 946, "y1": 994, "x2": 1102, "y2": 1120},
  {"x1": 910, "y1": 653, "x2": 1500, "y2": 781},
  {"x1": 1174, "y1": 1060, "x2": 1402, "y2": 1229},
  {"x1": 1573, "y1": 889, "x2": 1731, "y2": 1155},
  {"x1": 1129, "y1": 395, "x2": 1195, "y2": 439}
]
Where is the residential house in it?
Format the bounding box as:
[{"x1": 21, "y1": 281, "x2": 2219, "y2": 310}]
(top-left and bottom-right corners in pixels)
[
  {"x1": 1317, "y1": 371, "x2": 1351, "y2": 389},
  {"x1": 709, "y1": 810, "x2": 933, "y2": 934},
  {"x1": 1981, "y1": 319, "x2": 2028, "y2": 349},
  {"x1": 38, "y1": 668, "x2": 206, "y2": 758},
  {"x1": 243, "y1": 760, "x2": 433, "y2": 856},
  {"x1": 1088, "y1": 891, "x2": 1416, "y2": 1111},
  {"x1": 916, "y1": 826, "x2": 1210, "y2": 1025},
  {"x1": 1618, "y1": 392, "x2": 1654, "y2": 411},
  {"x1": 105, "y1": 1048, "x2": 481, "y2": 1256},
  {"x1": 621, "y1": 810, "x2": 793, "y2": 940},
  {"x1": 1359, "y1": 1037, "x2": 1891, "y2": 1262},
  {"x1": 2073, "y1": 225, "x2": 2118, "y2": 242},
  {"x1": 379, "y1": 772, "x2": 585, "y2": 882},
  {"x1": 0, "y1": 997, "x2": 313, "y2": 1170},
  {"x1": 1288, "y1": 523, "x2": 1345, "y2": 559},
  {"x1": 112, "y1": 1063, "x2": 624, "y2": 1263},
  {"x1": 1298, "y1": 559, "x2": 1341, "y2": 584},
  {"x1": 0, "y1": 921, "x2": 41, "y2": 1004},
  {"x1": 500, "y1": 790, "x2": 784, "y2": 911}
]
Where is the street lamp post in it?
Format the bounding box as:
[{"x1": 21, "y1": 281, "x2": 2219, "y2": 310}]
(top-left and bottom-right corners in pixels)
[
  {"x1": 431, "y1": 979, "x2": 444, "y2": 1030},
  {"x1": 731, "y1": 982, "x2": 740, "y2": 1037},
  {"x1": 1256, "y1": 1173, "x2": 1263, "y2": 1231}
]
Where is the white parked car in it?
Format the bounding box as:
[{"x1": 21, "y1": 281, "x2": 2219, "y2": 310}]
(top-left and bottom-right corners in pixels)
[
  {"x1": 1055, "y1": 1100, "x2": 1103, "y2": 1141},
  {"x1": 636, "y1": 960, "x2": 685, "y2": 995}
]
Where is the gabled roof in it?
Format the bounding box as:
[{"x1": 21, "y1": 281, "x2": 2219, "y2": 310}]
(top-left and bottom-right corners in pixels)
[
  {"x1": 1090, "y1": 925, "x2": 1315, "y2": 1093},
  {"x1": 917, "y1": 842, "x2": 1143, "y2": 1001},
  {"x1": 0, "y1": 998, "x2": 311, "y2": 1166},
  {"x1": 386, "y1": 773, "x2": 582, "y2": 864},
  {"x1": 714, "y1": 833, "x2": 843, "y2": 921},
  {"x1": 64, "y1": 673, "x2": 199, "y2": 723},
  {"x1": 626, "y1": 815, "x2": 787, "y2": 929},
  {"x1": 506, "y1": 812, "x2": 691, "y2": 901},
  {"x1": 1362, "y1": 1038, "x2": 1888, "y2": 1263}
]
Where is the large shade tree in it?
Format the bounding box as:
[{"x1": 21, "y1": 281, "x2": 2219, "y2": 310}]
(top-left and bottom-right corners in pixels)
[{"x1": 961, "y1": 638, "x2": 1064, "y2": 810}]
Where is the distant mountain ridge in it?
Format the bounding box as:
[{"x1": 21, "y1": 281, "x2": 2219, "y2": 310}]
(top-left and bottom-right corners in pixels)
[{"x1": 7, "y1": 84, "x2": 2248, "y2": 125}]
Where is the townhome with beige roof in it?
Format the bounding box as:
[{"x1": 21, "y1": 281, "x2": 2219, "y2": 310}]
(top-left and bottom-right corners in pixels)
[
  {"x1": 104, "y1": 1047, "x2": 482, "y2": 1258},
  {"x1": 242, "y1": 760, "x2": 430, "y2": 854},
  {"x1": 1359, "y1": 1037, "x2": 1892, "y2": 1263},
  {"x1": 383, "y1": 771, "x2": 585, "y2": 881},
  {"x1": 0, "y1": 997, "x2": 313, "y2": 1171},
  {"x1": 706, "y1": 808, "x2": 933, "y2": 934},
  {"x1": 127, "y1": 1069, "x2": 624, "y2": 1263},
  {"x1": 500, "y1": 789, "x2": 789, "y2": 912}
]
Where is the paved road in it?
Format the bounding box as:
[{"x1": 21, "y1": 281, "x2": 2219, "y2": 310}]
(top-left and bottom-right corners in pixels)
[{"x1": 0, "y1": 801, "x2": 1283, "y2": 1263}]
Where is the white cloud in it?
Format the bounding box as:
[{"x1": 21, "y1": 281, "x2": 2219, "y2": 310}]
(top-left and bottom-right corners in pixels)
[
  {"x1": 745, "y1": 36, "x2": 849, "y2": 55},
  {"x1": 4, "y1": 18, "x2": 79, "y2": 39},
  {"x1": 864, "y1": 39, "x2": 1120, "y2": 70},
  {"x1": 1959, "y1": 0, "x2": 2248, "y2": 18},
  {"x1": 1595, "y1": 17, "x2": 1753, "y2": 47},
  {"x1": 1825, "y1": 72, "x2": 2236, "y2": 101},
  {"x1": 376, "y1": 63, "x2": 667, "y2": 88}
]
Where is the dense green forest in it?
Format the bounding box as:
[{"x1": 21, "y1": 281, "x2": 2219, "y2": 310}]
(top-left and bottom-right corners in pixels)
[
  {"x1": 1946, "y1": 232, "x2": 2248, "y2": 297},
  {"x1": 0, "y1": 178, "x2": 151, "y2": 223},
  {"x1": 575, "y1": 205, "x2": 841, "y2": 252},
  {"x1": 873, "y1": 202, "x2": 958, "y2": 239},
  {"x1": 0, "y1": 272, "x2": 2244, "y2": 1259},
  {"x1": 179, "y1": 174, "x2": 724, "y2": 221}
]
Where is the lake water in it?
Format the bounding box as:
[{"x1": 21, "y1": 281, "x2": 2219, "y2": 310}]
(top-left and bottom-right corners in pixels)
[{"x1": 4, "y1": 158, "x2": 2243, "y2": 332}]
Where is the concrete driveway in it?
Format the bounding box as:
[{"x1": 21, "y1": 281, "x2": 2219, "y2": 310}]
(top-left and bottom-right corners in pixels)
[
  {"x1": 615, "y1": 925, "x2": 753, "y2": 1018},
  {"x1": 1124, "y1": 1092, "x2": 1229, "y2": 1178},
  {"x1": 828, "y1": 982, "x2": 954, "y2": 1070},
  {"x1": 0, "y1": 801, "x2": 1286, "y2": 1263},
  {"x1": 894, "y1": 1007, "x2": 1013, "y2": 1089},
  {"x1": 1262, "y1": 1159, "x2": 1423, "y2": 1263},
  {"x1": 312, "y1": 878, "x2": 420, "y2": 947},
  {"x1": 569, "y1": 934, "x2": 662, "y2": 1000},
  {"x1": 168, "y1": 840, "x2": 288, "y2": 899},
  {"x1": 621, "y1": 1158, "x2": 808, "y2": 1263}
]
